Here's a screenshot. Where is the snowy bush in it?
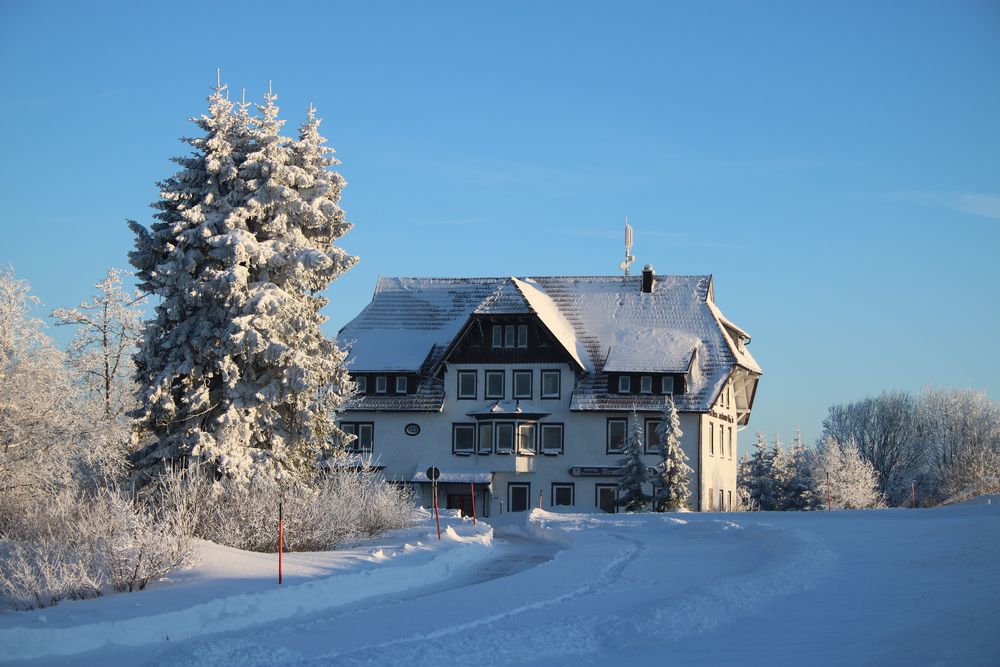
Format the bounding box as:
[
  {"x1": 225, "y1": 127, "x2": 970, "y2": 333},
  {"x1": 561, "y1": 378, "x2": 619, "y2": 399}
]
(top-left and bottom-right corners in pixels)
[
  {"x1": 811, "y1": 436, "x2": 884, "y2": 510},
  {"x1": 154, "y1": 464, "x2": 414, "y2": 553},
  {"x1": 0, "y1": 487, "x2": 196, "y2": 610}
]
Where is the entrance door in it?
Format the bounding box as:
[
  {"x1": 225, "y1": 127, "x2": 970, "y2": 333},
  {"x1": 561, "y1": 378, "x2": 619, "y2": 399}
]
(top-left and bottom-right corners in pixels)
[
  {"x1": 596, "y1": 484, "x2": 617, "y2": 513},
  {"x1": 509, "y1": 483, "x2": 530, "y2": 512},
  {"x1": 447, "y1": 494, "x2": 473, "y2": 517}
]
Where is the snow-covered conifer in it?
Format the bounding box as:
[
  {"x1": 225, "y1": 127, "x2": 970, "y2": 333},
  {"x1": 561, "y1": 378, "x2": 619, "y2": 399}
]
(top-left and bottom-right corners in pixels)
[
  {"x1": 652, "y1": 397, "x2": 692, "y2": 511},
  {"x1": 129, "y1": 80, "x2": 357, "y2": 485},
  {"x1": 780, "y1": 429, "x2": 816, "y2": 510},
  {"x1": 739, "y1": 432, "x2": 781, "y2": 510},
  {"x1": 617, "y1": 412, "x2": 650, "y2": 511}
]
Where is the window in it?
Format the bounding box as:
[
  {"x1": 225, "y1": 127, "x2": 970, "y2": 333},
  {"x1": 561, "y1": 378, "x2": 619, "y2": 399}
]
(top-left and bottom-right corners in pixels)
[
  {"x1": 720, "y1": 489, "x2": 725, "y2": 512},
  {"x1": 395, "y1": 376, "x2": 407, "y2": 394},
  {"x1": 640, "y1": 376, "x2": 653, "y2": 394},
  {"x1": 492, "y1": 325, "x2": 503, "y2": 349},
  {"x1": 517, "y1": 324, "x2": 528, "y2": 348},
  {"x1": 478, "y1": 422, "x2": 493, "y2": 454},
  {"x1": 540, "y1": 423, "x2": 564, "y2": 454},
  {"x1": 708, "y1": 487, "x2": 714, "y2": 510},
  {"x1": 596, "y1": 484, "x2": 617, "y2": 513},
  {"x1": 452, "y1": 424, "x2": 475, "y2": 454},
  {"x1": 341, "y1": 422, "x2": 373, "y2": 453},
  {"x1": 485, "y1": 370, "x2": 504, "y2": 399},
  {"x1": 505, "y1": 325, "x2": 515, "y2": 348},
  {"x1": 508, "y1": 483, "x2": 530, "y2": 512},
  {"x1": 355, "y1": 376, "x2": 367, "y2": 394},
  {"x1": 541, "y1": 370, "x2": 560, "y2": 399},
  {"x1": 618, "y1": 376, "x2": 631, "y2": 393},
  {"x1": 719, "y1": 424, "x2": 724, "y2": 457},
  {"x1": 552, "y1": 483, "x2": 574, "y2": 507},
  {"x1": 513, "y1": 370, "x2": 532, "y2": 399},
  {"x1": 709, "y1": 423, "x2": 715, "y2": 456},
  {"x1": 375, "y1": 376, "x2": 387, "y2": 394},
  {"x1": 495, "y1": 422, "x2": 514, "y2": 453},
  {"x1": 662, "y1": 376, "x2": 674, "y2": 395},
  {"x1": 644, "y1": 419, "x2": 662, "y2": 454},
  {"x1": 517, "y1": 423, "x2": 536, "y2": 454},
  {"x1": 728, "y1": 426, "x2": 733, "y2": 459},
  {"x1": 607, "y1": 418, "x2": 627, "y2": 453},
  {"x1": 727, "y1": 490, "x2": 732, "y2": 511},
  {"x1": 457, "y1": 371, "x2": 476, "y2": 399}
]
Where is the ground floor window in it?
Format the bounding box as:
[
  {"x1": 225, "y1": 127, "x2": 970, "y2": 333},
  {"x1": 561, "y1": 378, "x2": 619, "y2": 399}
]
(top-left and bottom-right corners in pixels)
[
  {"x1": 509, "y1": 483, "x2": 530, "y2": 512},
  {"x1": 596, "y1": 484, "x2": 617, "y2": 513},
  {"x1": 552, "y1": 483, "x2": 574, "y2": 507},
  {"x1": 719, "y1": 489, "x2": 725, "y2": 512}
]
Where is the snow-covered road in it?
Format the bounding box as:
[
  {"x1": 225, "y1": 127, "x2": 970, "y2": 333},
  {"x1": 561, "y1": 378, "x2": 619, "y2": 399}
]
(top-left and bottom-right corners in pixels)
[{"x1": 5, "y1": 501, "x2": 1000, "y2": 666}]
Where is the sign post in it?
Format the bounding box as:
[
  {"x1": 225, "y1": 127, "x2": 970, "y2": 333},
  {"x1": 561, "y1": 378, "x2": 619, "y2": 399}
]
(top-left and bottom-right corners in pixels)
[
  {"x1": 427, "y1": 466, "x2": 441, "y2": 540},
  {"x1": 278, "y1": 500, "x2": 284, "y2": 585},
  {"x1": 470, "y1": 482, "x2": 477, "y2": 525}
]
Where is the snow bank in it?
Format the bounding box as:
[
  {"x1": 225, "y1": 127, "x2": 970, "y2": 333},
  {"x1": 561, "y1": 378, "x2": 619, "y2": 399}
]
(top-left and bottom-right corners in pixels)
[{"x1": 0, "y1": 517, "x2": 492, "y2": 661}]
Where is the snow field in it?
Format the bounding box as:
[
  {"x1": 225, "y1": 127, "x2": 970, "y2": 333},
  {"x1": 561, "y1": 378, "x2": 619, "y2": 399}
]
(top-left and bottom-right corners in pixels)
[{"x1": 0, "y1": 511, "x2": 493, "y2": 662}]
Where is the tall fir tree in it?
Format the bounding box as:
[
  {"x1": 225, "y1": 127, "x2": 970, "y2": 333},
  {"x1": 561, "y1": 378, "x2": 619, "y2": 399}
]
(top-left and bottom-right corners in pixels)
[
  {"x1": 129, "y1": 81, "x2": 357, "y2": 485},
  {"x1": 652, "y1": 396, "x2": 692, "y2": 511},
  {"x1": 771, "y1": 432, "x2": 787, "y2": 509},
  {"x1": 738, "y1": 431, "x2": 782, "y2": 510},
  {"x1": 617, "y1": 412, "x2": 650, "y2": 511},
  {"x1": 780, "y1": 428, "x2": 816, "y2": 510}
]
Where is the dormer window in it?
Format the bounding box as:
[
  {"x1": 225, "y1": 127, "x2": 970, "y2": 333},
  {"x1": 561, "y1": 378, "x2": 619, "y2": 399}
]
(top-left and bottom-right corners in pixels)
[
  {"x1": 355, "y1": 376, "x2": 367, "y2": 394},
  {"x1": 517, "y1": 324, "x2": 528, "y2": 348},
  {"x1": 618, "y1": 376, "x2": 631, "y2": 393},
  {"x1": 505, "y1": 325, "x2": 515, "y2": 347},
  {"x1": 376, "y1": 376, "x2": 387, "y2": 393},
  {"x1": 492, "y1": 325, "x2": 503, "y2": 348},
  {"x1": 640, "y1": 376, "x2": 652, "y2": 394},
  {"x1": 662, "y1": 376, "x2": 674, "y2": 395},
  {"x1": 395, "y1": 376, "x2": 407, "y2": 394}
]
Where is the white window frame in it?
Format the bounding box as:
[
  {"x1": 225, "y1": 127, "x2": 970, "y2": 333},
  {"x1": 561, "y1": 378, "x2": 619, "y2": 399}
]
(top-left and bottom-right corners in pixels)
[
  {"x1": 517, "y1": 423, "x2": 536, "y2": 455},
  {"x1": 375, "y1": 376, "x2": 387, "y2": 394},
  {"x1": 355, "y1": 376, "x2": 367, "y2": 393},
  {"x1": 478, "y1": 422, "x2": 493, "y2": 454},
  {"x1": 540, "y1": 370, "x2": 560, "y2": 399},
  {"x1": 661, "y1": 376, "x2": 674, "y2": 395},
  {"x1": 341, "y1": 422, "x2": 373, "y2": 453},
  {"x1": 607, "y1": 418, "x2": 627, "y2": 454},
  {"x1": 640, "y1": 375, "x2": 653, "y2": 394},
  {"x1": 452, "y1": 423, "x2": 476, "y2": 455},
  {"x1": 540, "y1": 423, "x2": 564, "y2": 454},
  {"x1": 517, "y1": 324, "x2": 528, "y2": 348},
  {"x1": 552, "y1": 483, "x2": 574, "y2": 507},
  {"x1": 644, "y1": 419, "x2": 662, "y2": 455},
  {"x1": 504, "y1": 325, "x2": 515, "y2": 348},
  {"x1": 513, "y1": 370, "x2": 532, "y2": 399},
  {"x1": 618, "y1": 376, "x2": 631, "y2": 393},
  {"x1": 495, "y1": 422, "x2": 515, "y2": 454},
  {"x1": 485, "y1": 370, "x2": 504, "y2": 399},
  {"x1": 395, "y1": 376, "x2": 407, "y2": 394},
  {"x1": 492, "y1": 325, "x2": 503, "y2": 348}
]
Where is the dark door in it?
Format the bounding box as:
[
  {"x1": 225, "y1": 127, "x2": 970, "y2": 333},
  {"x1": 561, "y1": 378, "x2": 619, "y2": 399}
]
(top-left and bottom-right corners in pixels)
[
  {"x1": 447, "y1": 494, "x2": 473, "y2": 517},
  {"x1": 596, "y1": 485, "x2": 617, "y2": 513},
  {"x1": 509, "y1": 483, "x2": 530, "y2": 512}
]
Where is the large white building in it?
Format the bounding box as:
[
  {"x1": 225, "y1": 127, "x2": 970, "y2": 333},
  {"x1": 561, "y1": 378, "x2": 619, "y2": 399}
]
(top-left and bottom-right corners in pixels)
[{"x1": 336, "y1": 266, "x2": 760, "y2": 515}]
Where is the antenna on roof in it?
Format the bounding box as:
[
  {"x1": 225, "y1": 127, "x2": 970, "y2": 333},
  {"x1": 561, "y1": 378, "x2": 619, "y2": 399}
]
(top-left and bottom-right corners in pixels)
[{"x1": 619, "y1": 218, "x2": 635, "y2": 276}]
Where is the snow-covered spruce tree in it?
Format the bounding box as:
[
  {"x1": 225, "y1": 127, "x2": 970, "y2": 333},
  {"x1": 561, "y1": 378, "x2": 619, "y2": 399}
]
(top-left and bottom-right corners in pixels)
[
  {"x1": 652, "y1": 396, "x2": 692, "y2": 511},
  {"x1": 617, "y1": 412, "x2": 650, "y2": 511},
  {"x1": 129, "y1": 82, "x2": 357, "y2": 485},
  {"x1": 52, "y1": 268, "x2": 145, "y2": 421},
  {"x1": 738, "y1": 432, "x2": 781, "y2": 510},
  {"x1": 771, "y1": 433, "x2": 787, "y2": 509},
  {"x1": 811, "y1": 436, "x2": 884, "y2": 509},
  {"x1": 780, "y1": 429, "x2": 816, "y2": 510}
]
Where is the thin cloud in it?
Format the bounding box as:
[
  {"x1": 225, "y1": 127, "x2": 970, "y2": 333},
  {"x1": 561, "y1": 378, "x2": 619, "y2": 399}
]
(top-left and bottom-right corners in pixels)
[{"x1": 895, "y1": 191, "x2": 1000, "y2": 221}]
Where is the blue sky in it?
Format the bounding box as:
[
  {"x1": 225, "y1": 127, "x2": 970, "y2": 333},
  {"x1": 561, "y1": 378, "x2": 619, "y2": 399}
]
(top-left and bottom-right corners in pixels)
[{"x1": 1, "y1": 1, "x2": 998, "y2": 451}]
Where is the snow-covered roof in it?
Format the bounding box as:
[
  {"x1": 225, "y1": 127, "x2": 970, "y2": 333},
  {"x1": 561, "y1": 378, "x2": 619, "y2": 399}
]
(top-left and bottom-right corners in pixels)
[
  {"x1": 338, "y1": 274, "x2": 760, "y2": 413},
  {"x1": 465, "y1": 400, "x2": 551, "y2": 419}
]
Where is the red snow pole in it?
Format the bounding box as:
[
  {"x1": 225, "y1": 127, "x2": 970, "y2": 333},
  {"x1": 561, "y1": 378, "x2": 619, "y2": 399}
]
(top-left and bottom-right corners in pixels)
[
  {"x1": 470, "y1": 482, "x2": 477, "y2": 525},
  {"x1": 826, "y1": 472, "x2": 832, "y2": 512},
  {"x1": 539, "y1": 489, "x2": 543, "y2": 509},
  {"x1": 278, "y1": 500, "x2": 284, "y2": 585},
  {"x1": 912, "y1": 481, "x2": 916, "y2": 509},
  {"x1": 433, "y1": 479, "x2": 441, "y2": 540}
]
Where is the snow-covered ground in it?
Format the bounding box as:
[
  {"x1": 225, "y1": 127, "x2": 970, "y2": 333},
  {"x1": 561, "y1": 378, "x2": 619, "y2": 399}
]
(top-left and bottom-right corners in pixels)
[{"x1": 2, "y1": 500, "x2": 999, "y2": 666}]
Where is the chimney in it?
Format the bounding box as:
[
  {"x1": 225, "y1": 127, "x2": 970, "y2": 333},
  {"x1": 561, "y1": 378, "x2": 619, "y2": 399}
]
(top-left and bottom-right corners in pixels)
[{"x1": 641, "y1": 264, "x2": 655, "y2": 293}]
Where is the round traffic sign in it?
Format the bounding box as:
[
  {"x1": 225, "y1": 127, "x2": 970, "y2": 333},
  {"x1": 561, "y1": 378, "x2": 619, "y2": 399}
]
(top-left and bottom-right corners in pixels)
[{"x1": 426, "y1": 466, "x2": 440, "y2": 482}]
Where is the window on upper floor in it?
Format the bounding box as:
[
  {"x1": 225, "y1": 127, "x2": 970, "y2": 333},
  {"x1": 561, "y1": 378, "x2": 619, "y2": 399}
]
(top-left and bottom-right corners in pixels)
[
  {"x1": 709, "y1": 424, "x2": 715, "y2": 456},
  {"x1": 395, "y1": 376, "x2": 407, "y2": 394},
  {"x1": 618, "y1": 376, "x2": 631, "y2": 393},
  {"x1": 457, "y1": 371, "x2": 476, "y2": 399},
  {"x1": 341, "y1": 422, "x2": 373, "y2": 453},
  {"x1": 495, "y1": 422, "x2": 515, "y2": 454},
  {"x1": 492, "y1": 325, "x2": 503, "y2": 349},
  {"x1": 375, "y1": 376, "x2": 387, "y2": 394},
  {"x1": 355, "y1": 376, "x2": 367, "y2": 394},
  {"x1": 541, "y1": 370, "x2": 560, "y2": 399},
  {"x1": 452, "y1": 424, "x2": 476, "y2": 454},
  {"x1": 517, "y1": 324, "x2": 528, "y2": 348},
  {"x1": 644, "y1": 419, "x2": 662, "y2": 454},
  {"x1": 478, "y1": 422, "x2": 493, "y2": 454},
  {"x1": 540, "y1": 423, "x2": 564, "y2": 454},
  {"x1": 513, "y1": 370, "x2": 532, "y2": 399},
  {"x1": 607, "y1": 418, "x2": 627, "y2": 454},
  {"x1": 485, "y1": 370, "x2": 504, "y2": 399},
  {"x1": 640, "y1": 376, "x2": 653, "y2": 394},
  {"x1": 517, "y1": 423, "x2": 536, "y2": 454},
  {"x1": 662, "y1": 376, "x2": 674, "y2": 395},
  {"x1": 505, "y1": 325, "x2": 515, "y2": 348}
]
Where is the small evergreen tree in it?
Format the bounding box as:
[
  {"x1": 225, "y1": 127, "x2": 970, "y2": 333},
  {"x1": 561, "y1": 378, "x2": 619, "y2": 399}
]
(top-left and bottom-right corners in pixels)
[
  {"x1": 779, "y1": 429, "x2": 816, "y2": 510},
  {"x1": 617, "y1": 412, "x2": 650, "y2": 511},
  {"x1": 771, "y1": 433, "x2": 787, "y2": 509},
  {"x1": 652, "y1": 397, "x2": 692, "y2": 511},
  {"x1": 739, "y1": 432, "x2": 781, "y2": 510}
]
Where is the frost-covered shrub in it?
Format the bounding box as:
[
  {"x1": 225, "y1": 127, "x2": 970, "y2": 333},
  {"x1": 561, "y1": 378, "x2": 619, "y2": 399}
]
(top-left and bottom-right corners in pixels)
[
  {"x1": 155, "y1": 465, "x2": 414, "y2": 553},
  {"x1": 811, "y1": 436, "x2": 884, "y2": 510},
  {"x1": 0, "y1": 487, "x2": 197, "y2": 610}
]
